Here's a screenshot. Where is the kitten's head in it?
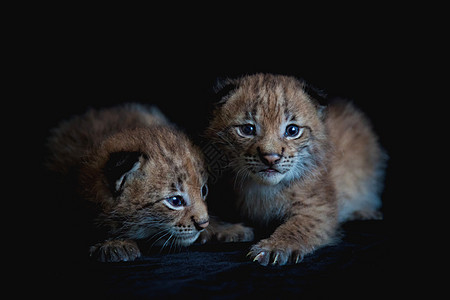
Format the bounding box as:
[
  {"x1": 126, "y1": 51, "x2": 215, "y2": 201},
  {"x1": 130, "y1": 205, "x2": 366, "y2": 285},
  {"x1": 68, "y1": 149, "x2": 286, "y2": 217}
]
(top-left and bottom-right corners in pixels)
[
  {"x1": 206, "y1": 73, "x2": 328, "y2": 186},
  {"x1": 80, "y1": 127, "x2": 209, "y2": 247}
]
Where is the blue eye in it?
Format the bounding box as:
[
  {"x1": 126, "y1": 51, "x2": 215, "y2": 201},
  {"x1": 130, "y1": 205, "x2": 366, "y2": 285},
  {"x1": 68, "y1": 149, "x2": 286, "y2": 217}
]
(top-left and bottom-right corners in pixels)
[
  {"x1": 237, "y1": 124, "x2": 256, "y2": 137},
  {"x1": 285, "y1": 125, "x2": 304, "y2": 139},
  {"x1": 167, "y1": 196, "x2": 186, "y2": 207}
]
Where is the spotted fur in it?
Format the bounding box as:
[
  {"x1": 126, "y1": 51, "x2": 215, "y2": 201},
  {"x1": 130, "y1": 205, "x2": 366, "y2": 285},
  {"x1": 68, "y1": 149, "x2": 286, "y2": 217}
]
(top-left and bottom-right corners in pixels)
[
  {"x1": 205, "y1": 74, "x2": 387, "y2": 266},
  {"x1": 47, "y1": 103, "x2": 209, "y2": 262}
]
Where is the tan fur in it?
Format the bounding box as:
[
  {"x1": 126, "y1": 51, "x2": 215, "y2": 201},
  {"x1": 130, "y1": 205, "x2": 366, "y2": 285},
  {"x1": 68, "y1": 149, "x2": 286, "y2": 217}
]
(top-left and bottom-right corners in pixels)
[
  {"x1": 327, "y1": 101, "x2": 386, "y2": 221},
  {"x1": 205, "y1": 74, "x2": 387, "y2": 266},
  {"x1": 47, "y1": 103, "x2": 210, "y2": 262}
]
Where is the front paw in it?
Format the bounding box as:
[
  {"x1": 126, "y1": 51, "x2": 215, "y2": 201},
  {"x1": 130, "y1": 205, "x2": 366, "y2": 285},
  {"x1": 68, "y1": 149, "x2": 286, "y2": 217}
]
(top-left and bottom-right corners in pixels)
[
  {"x1": 199, "y1": 222, "x2": 254, "y2": 244},
  {"x1": 248, "y1": 239, "x2": 304, "y2": 266},
  {"x1": 198, "y1": 228, "x2": 214, "y2": 244},
  {"x1": 216, "y1": 223, "x2": 254, "y2": 243},
  {"x1": 89, "y1": 239, "x2": 141, "y2": 262}
]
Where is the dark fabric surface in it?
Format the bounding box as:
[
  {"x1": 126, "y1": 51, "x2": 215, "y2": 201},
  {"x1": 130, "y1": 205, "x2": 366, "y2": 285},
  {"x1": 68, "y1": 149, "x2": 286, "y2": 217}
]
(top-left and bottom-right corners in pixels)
[{"x1": 53, "y1": 220, "x2": 390, "y2": 299}]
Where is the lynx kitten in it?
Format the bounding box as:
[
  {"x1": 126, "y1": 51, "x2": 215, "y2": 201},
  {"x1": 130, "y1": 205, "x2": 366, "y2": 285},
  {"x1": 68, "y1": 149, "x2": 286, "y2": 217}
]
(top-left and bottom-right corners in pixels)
[
  {"x1": 205, "y1": 74, "x2": 387, "y2": 266},
  {"x1": 47, "y1": 103, "x2": 210, "y2": 262}
]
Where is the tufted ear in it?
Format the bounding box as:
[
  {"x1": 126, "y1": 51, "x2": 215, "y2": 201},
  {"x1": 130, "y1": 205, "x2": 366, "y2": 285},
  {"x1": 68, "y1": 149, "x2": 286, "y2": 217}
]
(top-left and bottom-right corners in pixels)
[
  {"x1": 212, "y1": 77, "x2": 238, "y2": 104},
  {"x1": 104, "y1": 151, "x2": 143, "y2": 196}
]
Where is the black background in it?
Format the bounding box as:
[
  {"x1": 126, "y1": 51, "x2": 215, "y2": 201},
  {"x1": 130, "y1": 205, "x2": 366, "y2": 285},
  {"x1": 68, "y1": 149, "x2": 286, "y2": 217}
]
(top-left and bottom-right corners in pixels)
[
  {"x1": 36, "y1": 38, "x2": 400, "y2": 220},
  {"x1": 28, "y1": 25, "x2": 408, "y2": 297},
  {"x1": 36, "y1": 41, "x2": 400, "y2": 163}
]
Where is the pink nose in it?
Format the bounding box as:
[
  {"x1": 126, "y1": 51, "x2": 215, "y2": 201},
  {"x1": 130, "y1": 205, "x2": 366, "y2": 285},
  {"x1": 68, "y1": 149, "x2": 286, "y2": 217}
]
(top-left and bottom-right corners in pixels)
[
  {"x1": 194, "y1": 219, "x2": 209, "y2": 230},
  {"x1": 198, "y1": 221, "x2": 209, "y2": 229},
  {"x1": 262, "y1": 154, "x2": 281, "y2": 166}
]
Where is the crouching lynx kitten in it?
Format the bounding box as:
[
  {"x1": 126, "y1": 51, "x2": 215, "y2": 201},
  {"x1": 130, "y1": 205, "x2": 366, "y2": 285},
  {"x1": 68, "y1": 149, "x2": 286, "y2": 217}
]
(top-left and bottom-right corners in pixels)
[
  {"x1": 204, "y1": 73, "x2": 387, "y2": 266},
  {"x1": 47, "y1": 103, "x2": 213, "y2": 262}
]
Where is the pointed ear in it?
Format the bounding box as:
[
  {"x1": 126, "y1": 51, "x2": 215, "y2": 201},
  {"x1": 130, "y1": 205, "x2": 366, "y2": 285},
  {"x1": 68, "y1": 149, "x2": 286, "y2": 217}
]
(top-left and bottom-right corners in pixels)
[
  {"x1": 301, "y1": 80, "x2": 328, "y2": 121},
  {"x1": 104, "y1": 151, "x2": 143, "y2": 196},
  {"x1": 302, "y1": 81, "x2": 328, "y2": 105},
  {"x1": 212, "y1": 77, "x2": 238, "y2": 104}
]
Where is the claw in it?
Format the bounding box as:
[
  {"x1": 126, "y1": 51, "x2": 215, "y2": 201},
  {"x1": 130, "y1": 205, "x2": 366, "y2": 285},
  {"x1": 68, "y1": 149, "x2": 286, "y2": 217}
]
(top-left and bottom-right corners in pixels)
[
  {"x1": 246, "y1": 251, "x2": 253, "y2": 258},
  {"x1": 253, "y1": 252, "x2": 265, "y2": 262},
  {"x1": 272, "y1": 253, "x2": 279, "y2": 265}
]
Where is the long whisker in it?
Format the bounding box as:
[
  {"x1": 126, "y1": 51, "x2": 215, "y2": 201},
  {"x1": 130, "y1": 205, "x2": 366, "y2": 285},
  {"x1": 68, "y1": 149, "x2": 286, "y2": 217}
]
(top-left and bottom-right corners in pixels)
[
  {"x1": 161, "y1": 233, "x2": 174, "y2": 253},
  {"x1": 149, "y1": 229, "x2": 171, "y2": 249}
]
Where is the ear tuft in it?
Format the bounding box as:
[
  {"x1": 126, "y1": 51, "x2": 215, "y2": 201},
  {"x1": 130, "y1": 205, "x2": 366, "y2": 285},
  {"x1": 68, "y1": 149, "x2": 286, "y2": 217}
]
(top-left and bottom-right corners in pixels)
[{"x1": 104, "y1": 151, "x2": 143, "y2": 196}]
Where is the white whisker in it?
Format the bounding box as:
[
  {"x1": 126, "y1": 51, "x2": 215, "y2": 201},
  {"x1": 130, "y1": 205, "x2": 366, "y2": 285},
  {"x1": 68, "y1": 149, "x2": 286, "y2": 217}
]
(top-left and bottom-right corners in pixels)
[
  {"x1": 161, "y1": 233, "x2": 174, "y2": 252},
  {"x1": 149, "y1": 229, "x2": 171, "y2": 249}
]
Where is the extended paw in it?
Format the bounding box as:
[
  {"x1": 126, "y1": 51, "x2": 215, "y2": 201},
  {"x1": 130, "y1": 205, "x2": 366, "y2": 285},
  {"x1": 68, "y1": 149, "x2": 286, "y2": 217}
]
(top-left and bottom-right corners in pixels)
[
  {"x1": 198, "y1": 228, "x2": 214, "y2": 244},
  {"x1": 216, "y1": 223, "x2": 254, "y2": 243},
  {"x1": 198, "y1": 222, "x2": 254, "y2": 244},
  {"x1": 248, "y1": 239, "x2": 304, "y2": 266},
  {"x1": 89, "y1": 239, "x2": 141, "y2": 262}
]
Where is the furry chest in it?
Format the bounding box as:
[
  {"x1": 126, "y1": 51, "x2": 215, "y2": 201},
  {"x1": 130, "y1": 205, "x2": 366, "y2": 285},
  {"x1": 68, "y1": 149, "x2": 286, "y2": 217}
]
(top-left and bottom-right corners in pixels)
[{"x1": 237, "y1": 184, "x2": 288, "y2": 227}]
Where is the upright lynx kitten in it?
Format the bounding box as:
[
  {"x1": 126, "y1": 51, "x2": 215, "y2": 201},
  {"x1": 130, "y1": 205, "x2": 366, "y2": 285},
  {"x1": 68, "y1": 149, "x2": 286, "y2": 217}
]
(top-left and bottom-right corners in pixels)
[
  {"x1": 47, "y1": 103, "x2": 210, "y2": 262},
  {"x1": 205, "y1": 74, "x2": 387, "y2": 266}
]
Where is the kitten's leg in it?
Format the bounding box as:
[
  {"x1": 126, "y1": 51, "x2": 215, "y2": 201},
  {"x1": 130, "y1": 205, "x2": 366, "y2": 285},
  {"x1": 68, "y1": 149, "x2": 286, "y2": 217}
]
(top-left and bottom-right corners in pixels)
[
  {"x1": 249, "y1": 201, "x2": 339, "y2": 266},
  {"x1": 89, "y1": 239, "x2": 141, "y2": 262},
  {"x1": 198, "y1": 216, "x2": 254, "y2": 244}
]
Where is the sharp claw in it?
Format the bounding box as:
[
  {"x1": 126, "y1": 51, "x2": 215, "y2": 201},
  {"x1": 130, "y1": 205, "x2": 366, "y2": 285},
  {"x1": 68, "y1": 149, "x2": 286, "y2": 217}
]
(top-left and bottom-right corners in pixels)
[
  {"x1": 253, "y1": 252, "x2": 265, "y2": 262},
  {"x1": 295, "y1": 254, "x2": 304, "y2": 264},
  {"x1": 246, "y1": 251, "x2": 252, "y2": 258},
  {"x1": 272, "y1": 253, "x2": 279, "y2": 265}
]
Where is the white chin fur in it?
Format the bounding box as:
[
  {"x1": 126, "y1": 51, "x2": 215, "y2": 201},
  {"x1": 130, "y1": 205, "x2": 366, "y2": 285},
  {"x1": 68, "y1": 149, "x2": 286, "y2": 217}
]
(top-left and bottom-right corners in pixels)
[
  {"x1": 251, "y1": 171, "x2": 285, "y2": 185},
  {"x1": 176, "y1": 232, "x2": 200, "y2": 246},
  {"x1": 150, "y1": 231, "x2": 200, "y2": 247}
]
